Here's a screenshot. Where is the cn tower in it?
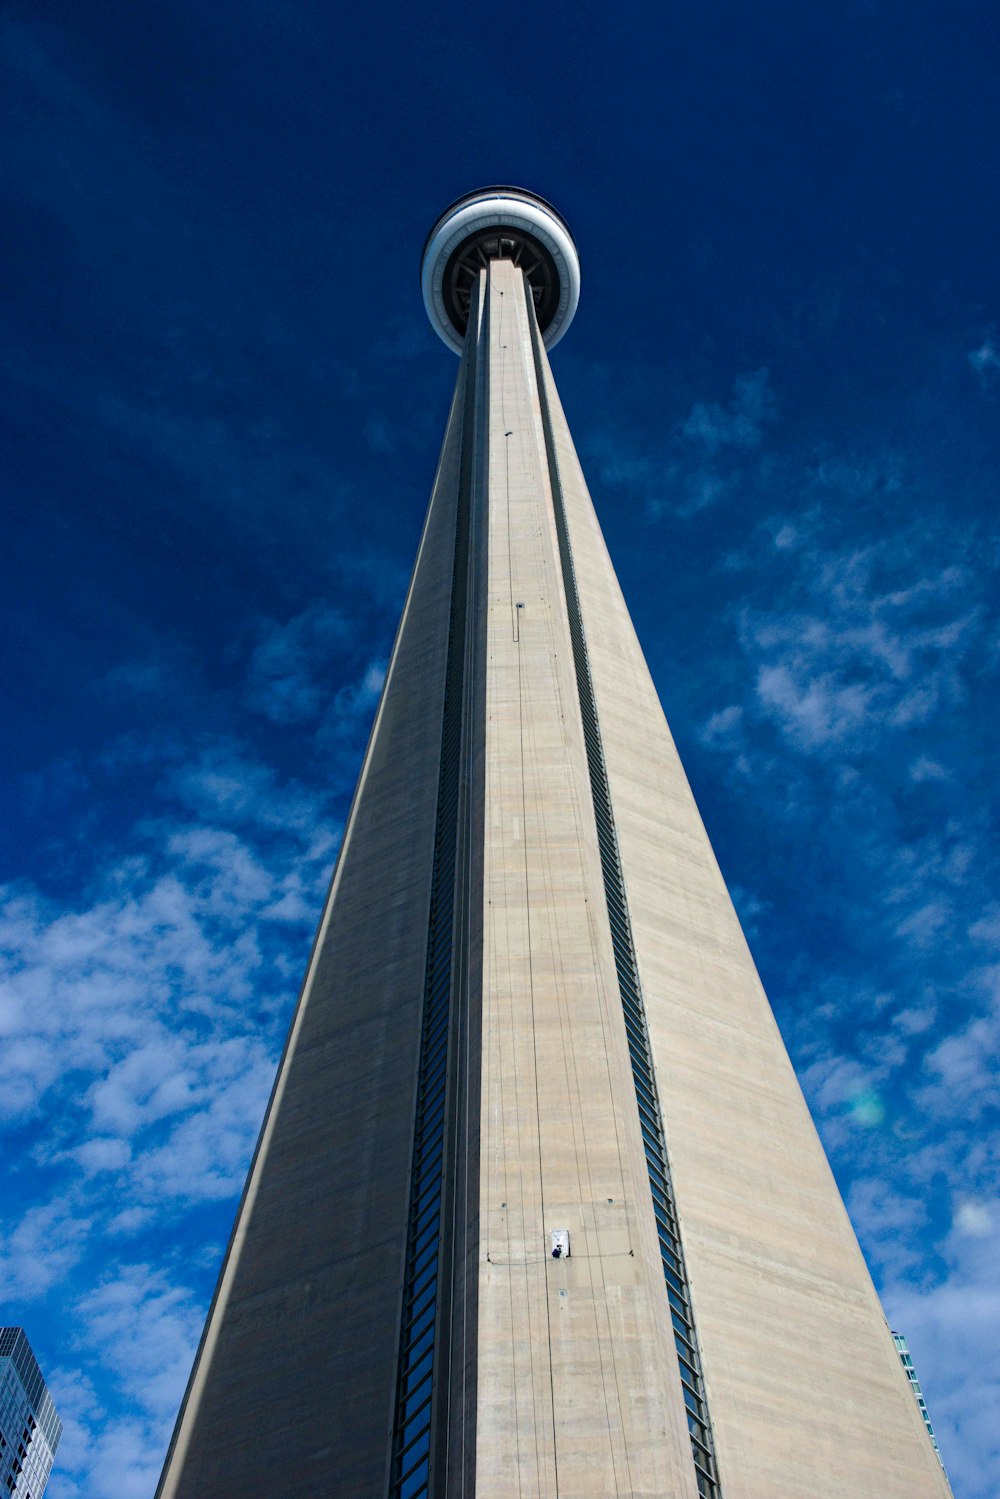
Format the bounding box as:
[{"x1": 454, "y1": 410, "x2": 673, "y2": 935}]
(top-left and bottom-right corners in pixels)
[{"x1": 157, "y1": 189, "x2": 951, "y2": 1498}]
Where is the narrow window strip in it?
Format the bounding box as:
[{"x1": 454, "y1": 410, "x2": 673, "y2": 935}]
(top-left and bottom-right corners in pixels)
[{"x1": 388, "y1": 336, "x2": 478, "y2": 1497}]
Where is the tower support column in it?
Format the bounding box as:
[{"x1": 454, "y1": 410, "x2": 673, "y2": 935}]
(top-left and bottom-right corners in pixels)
[
  {"x1": 158, "y1": 187, "x2": 953, "y2": 1499},
  {"x1": 471, "y1": 256, "x2": 698, "y2": 1497}
]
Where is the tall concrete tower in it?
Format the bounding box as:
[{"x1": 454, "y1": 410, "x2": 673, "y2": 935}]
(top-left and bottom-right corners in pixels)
[{"x1": 157, "y1": 189, "x2": 951, "y2": 1499}]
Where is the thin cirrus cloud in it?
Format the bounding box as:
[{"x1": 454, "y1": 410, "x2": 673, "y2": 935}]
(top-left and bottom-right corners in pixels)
[
  {"x1": 681, "y1": 367, "x2": 777, "y2": 453},
  {"x1": 738, "y1": 543, "x2": 978, "y2": 752},
  {"x1": 967, "y1": 337, "x2": 999, "y2": 388},
  {"x1": 246, "y1": 606, "x2": 387, "y2": 760},
  {"x1": 588, "y1": 366, "x2": 778, "y2": 518}
]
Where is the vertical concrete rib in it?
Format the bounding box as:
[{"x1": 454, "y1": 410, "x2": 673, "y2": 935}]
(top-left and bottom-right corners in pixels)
[
  {"x1": 531, "y1": 327, "x2": 952, "y2": 1498},
  {"x1": 157, "y1": 339, "x2": 471, "y2": 1499},
  {"x1": 528, "y1": 299, "x2": 721, "y2": 1499},
  {"x1": 475, "y1": 258, "x2": 697, "y2": 1499}
]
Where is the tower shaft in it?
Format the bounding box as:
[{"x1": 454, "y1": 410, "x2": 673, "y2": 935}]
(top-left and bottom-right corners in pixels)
[
  {"x1": 521, "y1": 270, "x2": 949, "y2": 1499},
  {"x1": 158, "y1": 252, "x2": 951, "y2": 1499},
  {"x1": 472, "y1": 258, "x2": 699, "y2": 1496}
]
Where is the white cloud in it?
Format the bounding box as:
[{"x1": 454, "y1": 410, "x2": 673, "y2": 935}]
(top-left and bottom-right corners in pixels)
[
  {"x1": 166, "y1": 826, "x2": 274, "y2": 915},
  {"x1": 165, "y1": 740, "x2": 336, "y2": 842},
  {"x1": 885, "y1": 1230, "x2": 1000, "y2": 1499},
  {"x1": 756, "y1": 661, "x2": 872, "y2": 747},
  {"x1": 922, "y1": 987, "x2": 1000, "y2": 1117},
  {"x1": 77, "y1": 1264, "x2": 203, "y2": 1421},
  {"x1": 732, "y1": 532, "x2": 979, "y2": 756},
  {"x1": 698, "y1": 703, "x2": 743, "y2": 746},
  {"x1": 772, "y1": 522, "x2": 800, "y2": 550},
  {"x1": 893, "y1": 1005, "x2": 937, "y2": 1037},
  {"x1": 69, "y1": 1137, "x2": 133, "y2": 1175},
  {"x1": 954, "y1": 1200, "x2": 992, "y2": 1237},
  {"x1": 968, "y1": 338, "x2": 1000, "y2": 390},
  {"x1": 0, "y1": 1198, "x2": 92, "y2": 1300},
  {"x1": 677, "y1": 471, "x2": 729, "y2": 515},
  {"x1": 593, "y1": 367, "x2": 778, "y2": 518},
  {"x1": 968, "y1": 908, "x2": 1000, "y2": 948},
  {"x1": 246, "y1": 604, "x2": 352, "y2": 724},
  {"x1": 43, "y1": 1367, "x2": 104, "y2": 1499},
  {"x1": 728, "y1": 883, "x2": 769, "y2": 939},
  {"x1": 0, "y1": 740, "x2": 340, "y2": 1277},
  {"x1": 317, "y1": 657, "x2": 386, "y2": 750},
  {"x1": 46, "y1": 1373, "x2": 174, "y2": 1499},
  {"x1": 0, "y1": 727, "x2": 344, "y2": 1494},
  {"x1": 847, "y1": 1176, "x2": 929, "y2": 1280},
  {"x1": 60, "y1": 1414, "x2": 169, "y2": 1499},
  {"x1": 895, "y1": 900, "x2": 951, "y2": 947},
  {"x1": 910, "y1": 755, "x2": 950, "y2": 783},
  {"x1": 681, "y1": 368, "x2": 776, "y2": 453},
  {"x1": 801, "y1": 1051, "x2": 882, "y2": 1114}
]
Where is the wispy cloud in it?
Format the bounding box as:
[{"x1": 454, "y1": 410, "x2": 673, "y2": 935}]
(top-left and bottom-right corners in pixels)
[
  {"x1": 0, "y1": 1199, "x2": 93, "y2": 1302},
  {"x1": 588, "y1": 367, "x2": 778, "y2": 517},
  {"x1": 968, "y1": 336, "x2": 1000, "y2": 391},
  {"x1": 885, "y1": 1227, "x2": 1000, "y2": 1498},
  {"x1": 317, "y1": 659, "x2": 386, "y2": 752},
  {"x1": 0, "y1": 724, "x2": 344, "y2": 1494},
  {"x1": 686, "y1": 442, "x2": 1000, "y2": 1494},
  {"x1": 246, "y1": 604, "x2": 352, "y2": 724},
  {"x1": 737, "y1": 541, "x2": 978, "y2": 751},
  {"x1": 681, "y1": 367, "x2": 777, "y2": 454},
  {"x1": 47, "y1": 1264, "x2": 205, "y2": 1498},
  {"x1": 920, "y1": 970, "x2": 1000, "y2": 1118}
]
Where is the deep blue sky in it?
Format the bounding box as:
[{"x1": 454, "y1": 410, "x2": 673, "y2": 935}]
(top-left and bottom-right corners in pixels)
[{"x1": 2, "y1": 4, "x2": 998, "y2": 1495}]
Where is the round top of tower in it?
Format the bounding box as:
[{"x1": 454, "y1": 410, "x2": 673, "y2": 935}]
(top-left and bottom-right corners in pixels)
[{"x1": 421, "y1": 186, "x2": 580, "y2": 355}]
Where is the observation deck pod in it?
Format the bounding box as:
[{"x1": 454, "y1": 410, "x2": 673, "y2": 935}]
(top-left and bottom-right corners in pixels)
[{"x1": 421, "y1": 185, "x2": 580, "y2": 354}]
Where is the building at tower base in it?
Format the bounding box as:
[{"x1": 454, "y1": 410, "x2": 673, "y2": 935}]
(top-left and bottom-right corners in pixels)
[
  {"x1": 0, "y1": 1328, "x2": 62, "y2": 1499},
  {"x1": 157, "y1": 188, "x2": 951, "y2": 1499}
]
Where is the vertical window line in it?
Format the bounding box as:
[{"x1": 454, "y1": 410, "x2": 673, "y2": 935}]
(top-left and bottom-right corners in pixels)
[
  {"x1": 388, "y1": 319, "x2": 481, "y2": 1499},
  {"x1": 526, "y1": 309, "x2": 722, "y2": 1499}
]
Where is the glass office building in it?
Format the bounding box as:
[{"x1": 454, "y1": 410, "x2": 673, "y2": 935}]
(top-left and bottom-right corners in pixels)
[{"x1": 0, "y1": 1330, "x2": 61, "y2": 1499}]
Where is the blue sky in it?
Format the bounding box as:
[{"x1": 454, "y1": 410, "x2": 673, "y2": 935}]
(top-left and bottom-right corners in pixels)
[{"x1": 1, "y1": 3, "x2": 997, "y2": 1494}]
